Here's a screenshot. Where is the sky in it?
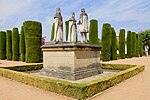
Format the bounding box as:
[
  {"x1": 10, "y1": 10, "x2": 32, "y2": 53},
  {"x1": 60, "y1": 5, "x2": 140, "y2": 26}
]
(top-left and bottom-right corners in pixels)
[{"x1": 0, "y1": 0, "x2": 150, "y2": 41}]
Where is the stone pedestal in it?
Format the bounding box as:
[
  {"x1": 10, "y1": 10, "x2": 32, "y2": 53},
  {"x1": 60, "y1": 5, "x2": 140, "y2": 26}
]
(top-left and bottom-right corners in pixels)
[{"x1": 41, "y1": 43, "x2": 103, "y2": 80}]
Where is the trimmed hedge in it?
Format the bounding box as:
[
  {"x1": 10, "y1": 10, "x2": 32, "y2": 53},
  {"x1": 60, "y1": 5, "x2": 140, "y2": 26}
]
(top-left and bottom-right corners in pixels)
[
  {"x1": 12, "y1": 28, "x2": 19, "y2": 61},
  {"x1": 119, "y1": 29, "x2": 125, "y2": 59},
  {"x1": 101, "y1": 63, "x2": 136, "y2": 70},
  {"x1": 127, "y1": 31, "x2": 132, "y2": 58},
  {"x1": 0, "y1": 64, "x2": 43, "y2": 71},
  {"x1": 139, "y1": 35, "x2": 143, "y2": 56},
  {"x1": 101, "y1": 23, "x2": 111, "y2": 61},
  {"x1": 135, "y1": 34, "x2": 139, "y2": 57},
  {"x1": 65, "y1": 21, "x2": 69, "y2": 41},
  {"x1": 20, "y1": 26, "x2": 26, "y2": 62},
  {"x1": 0, "y1": 64, "x2": 144, "y2": 99},
  {"x1": 23, "y1": 21, "x2": 42, "y2": 63},
  {"x1": 0, "y1": 31, "x2": 6, "y2": 60},
  {"x1": 111, "y1": 27, "x2": 117, "y2": 60},
  {"x1": 6, "y1": 30, "x2": 12, "y2": 60},
  {"x1": 89, "y1": 19, "x2": 99, "y2": 45},
  {"x1": 50, "y1": 23, "x2": 55, "y2": 41},
  {"x1": 132, "y1": 32, "x2": 136, "y2": 57}
]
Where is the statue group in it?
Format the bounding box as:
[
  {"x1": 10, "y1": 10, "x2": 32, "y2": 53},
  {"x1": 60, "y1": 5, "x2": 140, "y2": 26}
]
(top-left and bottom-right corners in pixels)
[{"x1": 52, "y1": 8, "x2": 88, "y2": 43}]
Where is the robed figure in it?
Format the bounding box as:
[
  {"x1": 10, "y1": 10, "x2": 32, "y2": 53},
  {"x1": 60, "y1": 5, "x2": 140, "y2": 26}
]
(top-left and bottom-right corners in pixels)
[
  {"x1": 78, "y1": 8, "x2": 88, "y2": 42},
  {"x1": 53, "y1": 8, "x2": 63, "y2": 42},
  {"x1": 68, "y1": 13, "x2": 77, "y2": 42}
]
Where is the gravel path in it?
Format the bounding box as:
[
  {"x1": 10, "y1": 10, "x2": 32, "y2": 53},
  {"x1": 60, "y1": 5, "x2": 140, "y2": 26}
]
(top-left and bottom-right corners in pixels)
[{"x1": 0, "y1": 56, "x2": 149, "y2": 100}]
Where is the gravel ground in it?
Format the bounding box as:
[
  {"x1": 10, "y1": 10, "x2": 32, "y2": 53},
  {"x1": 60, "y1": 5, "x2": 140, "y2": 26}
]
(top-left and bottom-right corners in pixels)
[{"x1": 0, "y1": 56, "x2": 150, "y2": 100}]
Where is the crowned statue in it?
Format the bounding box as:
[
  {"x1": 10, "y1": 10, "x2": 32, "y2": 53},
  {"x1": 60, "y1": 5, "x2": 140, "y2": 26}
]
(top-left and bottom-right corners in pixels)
[
  {"x1": 78, "y1": 8, "x2": 88, "y2": 43},
  {"x1": 68, "y1": 12, "x2": 77, "y2": 42},
  {"x1": 53, "y1": 8, "x2": 63, "y2": 42}
]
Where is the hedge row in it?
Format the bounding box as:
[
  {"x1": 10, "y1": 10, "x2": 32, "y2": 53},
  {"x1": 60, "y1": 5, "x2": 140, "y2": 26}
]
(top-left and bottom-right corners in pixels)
[
  {"x1": 0, "y1": 64, "x2": 144, "y2": 99},
  {"x1": 0, "y1": 64, "x2": 43, "y2": 71}
]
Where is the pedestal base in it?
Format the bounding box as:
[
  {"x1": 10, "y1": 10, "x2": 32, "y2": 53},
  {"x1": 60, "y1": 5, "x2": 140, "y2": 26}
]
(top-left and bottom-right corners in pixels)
[{"x1": 41, "y1": 43, "x2": 103, "y2": 80}]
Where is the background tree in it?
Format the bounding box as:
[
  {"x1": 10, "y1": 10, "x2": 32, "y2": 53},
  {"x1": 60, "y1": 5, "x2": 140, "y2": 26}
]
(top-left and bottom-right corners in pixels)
[
  {"x1": 23, "y1": 21, "x2": 42, "y2": 63},
  {"x1": 132, "y1": 32, "x2": 136, "y2": 57},
  {"x1": 12, "y1": 28, "x2": 19, "y2": 61},
  {"x1": 0, "y1": 31, "x2": 6, "y2": 60},
  {"x1": 135, "y1": 34, "x2": 139, "y2": 57},
  {"x1": 110, "y1": 27, "x2": 117, "y2": 60},
  {"x1": 50, "y1": 23, "x2": 55, "y2": 41},
  {"x1": 101, "y1": 23, "x2": 111, "y2": 61},
  {"x1": 139, "y1": 29, "x2": 150, "y2": 55},
  {"x1": 6, "y1": 30, "x2": 12, "y2": 60},
  {"x1": 89, "y1": 19, "x2": 99, "y2": 45},
  {"x1": 127, "y1": 31, "x2": 132, "y2": 58},
  {"x1": 65, "y1": 21, "x2": 69, "y2": 41},
  {"x1": 119, "y1": 29, "x2": 125, "y2": 59},
  {"x1": 139, "y1": 35, "x2": 143, "y2": 56},
  {"x1": 20, "y1": 26, "x2": 25, "y2": 62}
]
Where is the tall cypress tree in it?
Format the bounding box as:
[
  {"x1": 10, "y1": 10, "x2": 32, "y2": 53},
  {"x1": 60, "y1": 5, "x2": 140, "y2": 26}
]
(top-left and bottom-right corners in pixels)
[
  {"x1": 127, "y1": 31, "x2": 132, "y2": 58},
  {"x1": 89, "y1": 19, "x2": 99, "y2": 45},
  {"x1": 111, "y1": 27, "x2": 117, "y2": 60},
  {"x1": 135, "y1": 34, "x2": 139, "y2": 57},
  {"x1": 23, "y1": 21, "x2": 42, "y2": 63},
  {"x1": 12, "y1": 28, "x2": 19, "y2": 61},
  {"x1": 6, "y1": 30, "x2": 12, "y2": 60},
  {"x1": 65, "y1": 21, "x2": 69, "y2": 41},
  {"x1": 132, "y1": 32, "x2": 136, "y2": 57},
  {"x1": 101, "y1": 23, "x2": 111, "y2": 61},
  {"x1": 139, "y1": 35, "x2": 143, "y2": 57},
  {"x1": 119, "y1": 29, "x2": 125, "y2": 59},
  {"x1": 20, "y1": 26, "x2": 25, "y2": 62},
  {"x1": 0, "y1": 31, "x2": 6, "y2": 60},
  {"x1": 50, "y1": 23, "x2": 55, "y2": 41}
]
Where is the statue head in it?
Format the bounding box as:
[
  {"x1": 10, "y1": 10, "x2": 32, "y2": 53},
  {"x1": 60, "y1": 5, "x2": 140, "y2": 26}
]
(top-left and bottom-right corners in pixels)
[
  {"x1": 56, "y1": 8, "x2": 61, "y2": 14},
  {"x1": 81, "y1": 8, "x2": 85, "y2": 12},
  {"x1": 72, "y1": 12, "x2": 75, "y2": 18}
]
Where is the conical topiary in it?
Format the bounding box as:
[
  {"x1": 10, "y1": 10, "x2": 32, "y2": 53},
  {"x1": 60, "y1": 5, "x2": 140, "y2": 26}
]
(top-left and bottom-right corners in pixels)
[
  {"x1": 12, "y1": 28, "x2": 19, "y2": 61},
  {"x1": 6, "y1": 30, "x2": 12, "y2": 60},
  {"x1": 127, "y1": 31, "x2": 132, "y2": 58},
  {"x1": 23, "y1": 21, "x2": 42, "y2": 63},
  {"x1": 20, "y1": 26, "x2": 25, "y2": 62},
  {"x1": 0, "y1": 31, "x2": 6, "y2": 60},
  {"x1": 119, "y1": 29, "x2": 125, "y2": 59},
  {"x1": 50, "y1": 23, "x2": 55, "y2": 41},
  {"x1": 65, "y1": 21, "x2": 69, "y2": 41},
  {"x1": 101, "y1": 23, "x2": 111, "y2": 61},
  {"x1": 111, "y1": 27, "x2": 117, "y2": 60},
  {"x1": 89, "y1": 19, "x2": 99, "y2": 45}
]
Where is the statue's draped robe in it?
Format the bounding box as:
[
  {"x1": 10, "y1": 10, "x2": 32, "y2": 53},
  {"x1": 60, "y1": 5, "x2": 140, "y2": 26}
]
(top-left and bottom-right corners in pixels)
[
  {"x1": 68, "y1": 17, "x2": 77, "y2": 42},
  {"x1": 53, "y1": 12, "x2": 63, "y2": 42},
  {"x1": 79, "y1": 13, "x2": 88, "y2": 33}
]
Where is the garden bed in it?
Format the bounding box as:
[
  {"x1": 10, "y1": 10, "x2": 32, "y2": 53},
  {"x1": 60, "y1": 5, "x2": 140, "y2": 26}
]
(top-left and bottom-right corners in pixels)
[{"x1": 0, "y1": 63, "x2": 144, "y2": 99}]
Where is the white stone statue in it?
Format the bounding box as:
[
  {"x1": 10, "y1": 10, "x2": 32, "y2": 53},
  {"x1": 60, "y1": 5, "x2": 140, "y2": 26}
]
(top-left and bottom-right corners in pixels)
[
  {"x1": 53, "y1": 8, "x2": 63, "y2": 42},
  {"x1": 68, "y1": 12, "x2": 77, "y2": 42},
  {"x1": 78, "y1": 8, "x2": 88, "y2": 43}
]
